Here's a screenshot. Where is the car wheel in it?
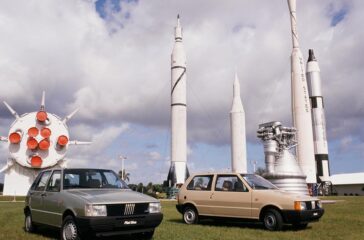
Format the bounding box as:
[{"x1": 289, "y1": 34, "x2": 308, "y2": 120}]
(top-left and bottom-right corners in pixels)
[
  {"x1": 292, "y1": 223, "x2": 308, "y2": 230},
  {"x1": 263, "y1": 209, "x2": 283, "y2": 231},
  {"x1": 61, "y1": 216, "x2": 81, "y2": 240},
  {"x1": 24, "y1": 211, "x2": 37, "y2": 233},
  {"x1": 183, "y1": 206, "x2": 199, "y2": 224}
]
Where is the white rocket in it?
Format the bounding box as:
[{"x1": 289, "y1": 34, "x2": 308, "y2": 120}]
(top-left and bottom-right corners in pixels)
[
  {"x1": 230, "y1": 73, "x2": 247, "y2": 173},
  {"x1": 167, "y1": 15, "x2": 189, "y2": 186},
  {"x1": 287, "y1": 0, "x2": 316, "y2": 183},
  {"x1": 306, "y1": 49, "x2": 330, "y2": 182}
]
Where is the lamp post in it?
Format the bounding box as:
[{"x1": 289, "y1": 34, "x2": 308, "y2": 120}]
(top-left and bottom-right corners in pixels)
[
  {"x1": 251, "y1": 160, "x2": 257, "y2": 173},
  {"x1": 119, "y1": 155, "x2": 127, "y2": 180}
]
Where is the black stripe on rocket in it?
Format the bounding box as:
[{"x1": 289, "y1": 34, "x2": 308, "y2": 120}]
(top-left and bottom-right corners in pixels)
[
  {"x1": 171, "y1": 66, "x2": 186, "y2": 95},
  {"x1": 315, "y1": 154, "x2": 330, "y2": 182},
  {"x1": 310, "y1": 96, "x2": 324, "y2": 109}
]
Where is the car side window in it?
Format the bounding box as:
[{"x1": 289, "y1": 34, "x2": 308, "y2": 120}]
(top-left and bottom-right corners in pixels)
[
  {"x1": 215, "y1": 175, "x2": 248, "y2": 192},
  {"x1": 46, "y1": 171, "x2": 61, "y2": 192},
  {"x1": 34, "y1": 171, "x2": 51, "y2": 191},
  {"x1": 187, "y1": 175, "x2": 213, "y2": 191},
  {"x1": 30, "y1": 173, "x2": 43, "y2": 191}
]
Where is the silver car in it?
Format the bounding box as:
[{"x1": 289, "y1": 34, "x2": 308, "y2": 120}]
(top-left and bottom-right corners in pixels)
[{"x1": 24, "y1": 168, "x2": 163, "y2": 240}]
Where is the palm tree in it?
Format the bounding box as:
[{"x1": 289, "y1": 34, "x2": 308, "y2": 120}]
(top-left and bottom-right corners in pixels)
[
  {"x1": 118, "y1": 169, "x2": 130, "y2": 182},
  {"x1": 255, "y1": 167, "x2": 266, "y2": 176}
]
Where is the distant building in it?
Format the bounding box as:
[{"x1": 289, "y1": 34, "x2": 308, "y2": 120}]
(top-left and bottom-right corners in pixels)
[{"x1": 330, "y1": 173, "x2": 364, "y2": 196}]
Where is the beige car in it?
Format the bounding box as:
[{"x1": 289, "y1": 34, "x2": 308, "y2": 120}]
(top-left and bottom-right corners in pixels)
[{"x1": 176, "y1": 173, "x2": 324, "y2": 230}]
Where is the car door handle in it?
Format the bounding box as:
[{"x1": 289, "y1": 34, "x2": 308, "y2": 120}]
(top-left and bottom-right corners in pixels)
[{"x1": 41, "y1": 193, "x2": 47, "y2": 197}]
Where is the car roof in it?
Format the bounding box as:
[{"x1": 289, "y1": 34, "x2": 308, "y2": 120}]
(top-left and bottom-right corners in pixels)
[
  {"x1": 189, "y1": 172, "x2": 254, "y2": 176},
  {"x1": 39, "y1": 168, "x2": 115, "y2": 173}
]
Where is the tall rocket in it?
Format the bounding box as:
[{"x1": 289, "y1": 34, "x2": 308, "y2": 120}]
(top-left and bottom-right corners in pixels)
[
  {"x1": 306, "y1": 49, "x2": 330, "y2": 182},
  {"x1": 167, "y1": 15, "x2": 189, "y2": 186},
  {"x1": 287, "y1": 0, "x2": 316, "y2": 183},
  {"x1": 230, "y1": 73, "x2": 247, "y2": 173}
]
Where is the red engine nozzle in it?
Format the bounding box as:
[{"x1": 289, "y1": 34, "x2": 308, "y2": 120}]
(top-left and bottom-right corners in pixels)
[
  {"x1": 40, "y1": 128, "x2": 51, "y2": 138},
  {"x1": 39, "y1": 139, "x2": 50, "y2": 150},
  {"x1": 57, "y1": 135, "x2": 69, "y2": 146},
  {"x1": 9, "y1": 131, "x2": 22, "y2": 144},
  {"x1": 27, "y1": 137, "x2": 38, "y2": 150},
  {"x1": 36, "y1": 111, "x2": 48, "y2": 122},
  {"x1": 28, "y1": 127, "x2": 39, "y2": 137},
  {"x1": 30, "y1": 156, "x2": 42, "y2": 168}
]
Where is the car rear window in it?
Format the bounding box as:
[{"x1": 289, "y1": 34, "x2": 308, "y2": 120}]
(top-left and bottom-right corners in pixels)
[{"x1": 187, "y1": 175, "x2": 213, "y2": 191}]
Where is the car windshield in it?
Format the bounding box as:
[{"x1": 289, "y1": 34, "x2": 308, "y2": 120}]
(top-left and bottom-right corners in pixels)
[
  {"x1": 63, "y1": 169, "x2": 129, "y2": 190},
  {"x1": 241, "y1": 174, "x2": 278, "y2": 190}
]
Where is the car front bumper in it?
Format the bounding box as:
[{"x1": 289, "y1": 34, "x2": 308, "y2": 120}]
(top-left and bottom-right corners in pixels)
[
  {"x1": 281, "y1": 208, "x2": 324, "y2": 224},
  {"x1": 76, "y1": 213, "x2": 163, "y2": 237}
]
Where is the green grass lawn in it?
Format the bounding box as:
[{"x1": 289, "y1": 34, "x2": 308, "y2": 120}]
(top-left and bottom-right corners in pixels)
[{"x1": 0, "y1": 196, "x2": 363, "y2": 240}]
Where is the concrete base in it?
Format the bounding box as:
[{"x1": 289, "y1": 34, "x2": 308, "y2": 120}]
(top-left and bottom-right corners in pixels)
[{"x1": 3, "y1": 161, "x2": 66, "y2": 196}]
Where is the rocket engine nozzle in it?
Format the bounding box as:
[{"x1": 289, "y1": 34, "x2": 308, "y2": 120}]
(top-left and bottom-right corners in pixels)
[
  {"x1": 28, "y1": 127, "x2": 39, "y2": 137},
  {"x1": 40, "y1": 127, "x2": 51, "y2": 138},
  {"x1": 57, "y1": 135, "x2": 69, "y2": 146},
  {"x1": 30, "y1": 156, "x2": 42, "y2": 168},
  {"x1": 27, "y1": 137, "x2": 38, "y2": 150},
  {"x1": 36, "y1": 111, "x2": 48, "y2": 122},
  {"x1": 39, "y1": 139, "x2": 50, "y2": 150},
  {"x1": 9, "y1": 130, "x2": 23, "y2": 144}
]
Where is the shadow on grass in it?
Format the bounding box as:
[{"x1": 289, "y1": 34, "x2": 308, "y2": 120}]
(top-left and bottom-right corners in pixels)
[
  {"x1": 24, "y1": 226, "x2": 59, "y2": 239},
  {"x1": 24, "y1": 226, "x2": 154, "y2": 240},
  {"x1": 167, "y1": 218, "x2": 312, "y2": 232}
]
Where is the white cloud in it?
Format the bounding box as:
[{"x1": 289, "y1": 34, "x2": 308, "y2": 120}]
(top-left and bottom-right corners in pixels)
[
  {"x1": 149, "y1": 151, "x2": 161, "y2": 160},
  {"x1": 0, "y1": 0, "x2": 363, "y2": 183}
]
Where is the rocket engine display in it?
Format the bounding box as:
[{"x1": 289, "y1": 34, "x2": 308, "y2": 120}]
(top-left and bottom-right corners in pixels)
[
  {"x1": 167, "y1": 15, "x2": 189, "y2": 187},
  {"x1": 287, "y1": 0, "x2": 316, "y2": 184},
  {"x1": 257, "y1": 121, "x2": 308, "y2": 195},
  {"x1": 230, "y1": 73, "x2": 247, "y2": 173},
  {"x1": 0, "y1": 91, "x2": 90, "y2": 196},
  {"x1": 306, "y1": 49, "x2": 331, "y2": 185}
]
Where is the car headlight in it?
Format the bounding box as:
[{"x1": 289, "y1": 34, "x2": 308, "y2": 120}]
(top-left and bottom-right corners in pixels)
[
  {"x1": 148, "y1": 202, "x2": 161, "y2": 213},
  {"x1": 317, "y1": 200, "x2": 322, "y2": 208},
  {"x1": 294, "y1": 201, "x2": 307, "y2": 211},
  {"x1": 85, "y1": 204, "x2": 107, "y2": 217}
]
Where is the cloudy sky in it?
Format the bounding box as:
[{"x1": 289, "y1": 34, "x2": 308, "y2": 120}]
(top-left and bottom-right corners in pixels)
[{"x1": 0, "y1": 0, "x2": 363, "y2": 184}]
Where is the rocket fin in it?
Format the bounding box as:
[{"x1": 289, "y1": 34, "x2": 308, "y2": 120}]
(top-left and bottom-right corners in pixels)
[
  {"x1": 63, "y1": 108, "x2": 79, "y2": 124},
  {"x1": 167, "y1": 164, "x2": 177, "y2": 187},
  {"x1": 3, "y1": 101, "x2": 19, "y2": 119},
  {"x1": 0, "y1": 136, "x2": 8, "y2": 142},
  {"x1": 68, "y1": 140, "x2": 92, "y2": 145},
  {"x1": 40, "y1": 91, "x2": 46, "y2": 111}
]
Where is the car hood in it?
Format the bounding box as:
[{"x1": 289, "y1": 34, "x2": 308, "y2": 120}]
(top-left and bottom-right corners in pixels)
[
  {"x1": 66, "y1": 189, "x2": 158, "y2": 204},
  {"x1": 261, "y1": 189, "x2": 319, "y2": 201}
]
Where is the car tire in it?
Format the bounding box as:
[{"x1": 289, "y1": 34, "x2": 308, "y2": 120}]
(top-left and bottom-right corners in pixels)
[
  {"x1": 61, "y1": 215, "x2": 81, "y2": 240},
  {"x1": 183, "y1": 206, "x2": 199, "y2": 224},
  {"x1": 263, "y1": 209, "x2": 283, "y2": 231},
  {"x1": 292, "y1": 223, "x2": 308, "y2": 230},
  {"x1": 24, "y1": 211, "x2": 37, "y2": 233}
]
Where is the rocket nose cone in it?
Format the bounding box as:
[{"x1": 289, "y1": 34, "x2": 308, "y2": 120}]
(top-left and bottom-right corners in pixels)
[{"x1": 308, "y1": 49, "x2": 317, "y2": 62}]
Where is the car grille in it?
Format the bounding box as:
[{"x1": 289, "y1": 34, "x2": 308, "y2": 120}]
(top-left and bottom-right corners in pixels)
[
  {"x1": 106, "y1": 203, "x2": 149, "y2": 217},
  {"x1": 305, "y1": 201, "x2": 320, "y2": 210}
]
